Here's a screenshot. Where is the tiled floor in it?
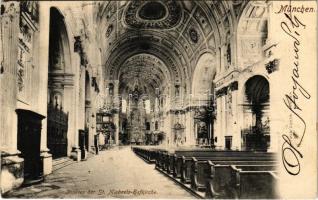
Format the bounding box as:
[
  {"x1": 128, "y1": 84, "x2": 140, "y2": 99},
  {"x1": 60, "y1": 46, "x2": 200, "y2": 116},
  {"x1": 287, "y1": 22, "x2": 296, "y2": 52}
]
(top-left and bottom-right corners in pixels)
[{"x1": 3, "y1": 146, "x2": 195, "y2": 199}]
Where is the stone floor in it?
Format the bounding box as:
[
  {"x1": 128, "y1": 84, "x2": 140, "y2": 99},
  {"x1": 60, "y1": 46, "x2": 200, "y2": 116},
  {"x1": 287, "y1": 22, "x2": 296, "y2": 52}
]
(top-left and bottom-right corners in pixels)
[{"x1": 3, "y1": 146, "x2": 195, "y2": 199}]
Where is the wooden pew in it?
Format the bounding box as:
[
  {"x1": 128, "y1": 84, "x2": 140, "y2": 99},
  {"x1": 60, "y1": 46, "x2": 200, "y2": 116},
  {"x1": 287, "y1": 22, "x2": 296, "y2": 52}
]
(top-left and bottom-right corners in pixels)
[
  {"x1": 172, "y1": 150, "x2": 225, "y2": 182},
  {"x1": 154, "y1": 150, "x2": 212, "y2": 181},
  {"x1": 165, "y1": 153, "x2": 175, "y2": 174},
  {"x1": 173, "y1": 151, "x2": 275, "y2": 184},
  {"x1": 133, "y1": 147, "x2": 277, "y2": 199},
  {"x1": 132, "y1": 147, "x2": 164, "y2": 164},
  {"x1": 155, "y1": 150, "x2": 168, "y2": 169},
  {"x1": 156, "y1": 149, "x2": 223, "y2": 178},
  {"x1": 205, "y1": 163, "x2": 277, "y2": 199},
  {"x1": 229, "y1": 165, "x2": 278, "y2": 199},
  {"x1": 192, "y1": 159, "x2": 276, "y2": 192}
]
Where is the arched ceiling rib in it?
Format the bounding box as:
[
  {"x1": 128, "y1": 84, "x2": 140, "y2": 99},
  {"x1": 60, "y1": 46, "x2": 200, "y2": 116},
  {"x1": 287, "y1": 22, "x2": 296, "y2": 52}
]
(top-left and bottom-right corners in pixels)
[
  {"x1": 95, "y1": 0, "x2": 249, "y2": 97},
  {"x1": 118, "y1": 54, "x2": 170, "y2": 96},
  {"x1": 104, "y1": 36, "x2": 184, "y2": 84}
]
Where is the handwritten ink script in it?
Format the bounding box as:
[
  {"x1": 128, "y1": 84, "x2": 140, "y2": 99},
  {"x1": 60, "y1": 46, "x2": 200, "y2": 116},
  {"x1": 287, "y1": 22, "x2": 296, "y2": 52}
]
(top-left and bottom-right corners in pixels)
[
  {"x1": 276, "y1": 4, "x2": 315, "y2": 14},
  {"x1": 281, "y1": 12, "x2": 310, "y2": 176}
]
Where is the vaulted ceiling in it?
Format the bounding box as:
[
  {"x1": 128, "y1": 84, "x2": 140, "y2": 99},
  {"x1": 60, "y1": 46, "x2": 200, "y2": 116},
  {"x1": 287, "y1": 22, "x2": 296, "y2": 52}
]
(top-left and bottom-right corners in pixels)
[{"x1": 94, "y1": 0, "x2": 249, "y2": 97}]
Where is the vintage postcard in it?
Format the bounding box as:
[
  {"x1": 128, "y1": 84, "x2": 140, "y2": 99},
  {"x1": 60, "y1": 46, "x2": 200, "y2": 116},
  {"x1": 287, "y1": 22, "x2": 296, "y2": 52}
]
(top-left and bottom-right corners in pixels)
[{"x1": 0, "y1": 0, "x2": 317, "y2": 199}]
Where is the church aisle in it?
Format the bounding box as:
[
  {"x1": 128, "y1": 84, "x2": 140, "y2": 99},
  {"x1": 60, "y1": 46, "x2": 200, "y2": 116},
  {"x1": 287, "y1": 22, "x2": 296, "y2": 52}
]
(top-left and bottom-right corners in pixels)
[{"x1": 3, "y1": 146, "x2": 194, "y2": 199}]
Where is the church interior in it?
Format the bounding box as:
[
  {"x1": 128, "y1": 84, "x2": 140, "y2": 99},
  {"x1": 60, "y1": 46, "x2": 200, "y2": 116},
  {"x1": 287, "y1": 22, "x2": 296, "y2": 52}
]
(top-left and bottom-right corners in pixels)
[{"x1": 0, "y1": 0, "x2": 281, "y2": 197}]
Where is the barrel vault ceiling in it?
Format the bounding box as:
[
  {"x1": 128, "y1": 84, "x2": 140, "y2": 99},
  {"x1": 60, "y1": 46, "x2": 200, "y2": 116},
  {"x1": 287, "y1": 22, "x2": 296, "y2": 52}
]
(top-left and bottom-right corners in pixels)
[{"x1": 93, "y1": 0, "x2": 250, "y2": 97}]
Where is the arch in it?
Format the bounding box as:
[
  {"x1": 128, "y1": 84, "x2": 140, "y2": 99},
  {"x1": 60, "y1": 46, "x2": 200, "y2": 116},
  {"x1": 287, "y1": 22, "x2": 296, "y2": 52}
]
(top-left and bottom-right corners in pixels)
[
  {"x1": 48, "y1": 7, "x2": 72, "y2": 73},
  {"x1": 242, "y1": 75, "x2": 270, "y2": 151},
  {"x1": 105, "y1": 38, "x2": 185, "y2": 85},
  {"x1": 191, "y1": 52, "x2": 217, "y2": 104},
  {"x1": 245, "y1": 75, "x2": 269, "y2": 107},
  {"x1": 191, "y1": 52, "x2": 217, "y2": 146},
  {"x1": 236, "y1": 1, "x2": 268, "y2": 69},
  {"x1": 117, "y1": 53, "x2": 172, "y2": 100}
]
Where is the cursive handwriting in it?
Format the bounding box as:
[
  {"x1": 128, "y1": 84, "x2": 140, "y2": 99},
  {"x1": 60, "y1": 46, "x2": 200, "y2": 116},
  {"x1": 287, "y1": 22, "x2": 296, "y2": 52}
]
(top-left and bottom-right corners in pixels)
[
  {"x1": 276, "y1": 5, "x2": 315, "y2": 14},
  {"x1": 281, "y1": 13, "x2": 310, "y2": 176}
]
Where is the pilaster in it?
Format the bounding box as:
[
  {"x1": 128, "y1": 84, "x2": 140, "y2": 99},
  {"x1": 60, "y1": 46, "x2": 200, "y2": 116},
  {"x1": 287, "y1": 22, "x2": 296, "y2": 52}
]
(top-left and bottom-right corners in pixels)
[
  {"x1": 0, "y1": 2, "x2": 24, "y2": 193},
  {"x1": 36, "y1": 3, "x2": 52, "y2": 175}
]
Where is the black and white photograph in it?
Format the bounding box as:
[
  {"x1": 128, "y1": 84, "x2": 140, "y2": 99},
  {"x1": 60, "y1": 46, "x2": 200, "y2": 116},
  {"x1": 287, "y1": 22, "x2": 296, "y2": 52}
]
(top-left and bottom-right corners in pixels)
[{"x1": 0, "y1": 0, "x2": 317, "y2": 199}]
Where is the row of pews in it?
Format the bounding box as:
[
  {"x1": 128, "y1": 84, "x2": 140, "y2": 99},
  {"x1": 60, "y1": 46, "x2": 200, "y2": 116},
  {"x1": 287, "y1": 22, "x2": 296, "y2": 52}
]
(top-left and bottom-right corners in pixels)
[{"x1": 132, "y1": 147, "x2": 278, "y2": 199}]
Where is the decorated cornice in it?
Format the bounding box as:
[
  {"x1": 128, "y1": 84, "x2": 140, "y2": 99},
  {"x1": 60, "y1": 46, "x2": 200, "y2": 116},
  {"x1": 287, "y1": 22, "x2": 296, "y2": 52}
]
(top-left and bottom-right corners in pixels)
[
  {"x1": 216, "y1": 81, "x2": 238, "y2": 98},
  {"x1": 74, "y1": 36, "x2": 88, "y2": 67}
]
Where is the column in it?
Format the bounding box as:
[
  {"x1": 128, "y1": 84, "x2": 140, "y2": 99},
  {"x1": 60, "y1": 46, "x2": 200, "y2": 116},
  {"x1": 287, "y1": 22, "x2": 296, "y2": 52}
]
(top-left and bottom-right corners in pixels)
[
  {"x1": 0, "y1": 2, "x2": 24, "y2": 193},
  {"x1": 37, "y1": 2, "x2": 52, "y2": 175},
  {"x1": 231, "y1": 89, "x2": 241, "y2": 150},
  {"x1": 89, "y1": 88, "x2": 97, "y2": 150},
  {"x1": 184, "y1": 111, "x2": 192, "y2": 146},
  {"x1": 114, "y1": 113, "x2": 119, "y2": 145},
  {"x1": 70, "y1": 52, "x2": 82, "y2": 161},
  {"x1": 85, "y1": 100, "x2": 92, "y2": 151},
  {"x1": 214, "y1": 97, "x2": 222, "y2": 148},
  {"x1": 113, "y1": 80, "x2": 119, "y2": 145},
  {"x1": 63, "y1": 84, "x2": 75, "y2": 155}
]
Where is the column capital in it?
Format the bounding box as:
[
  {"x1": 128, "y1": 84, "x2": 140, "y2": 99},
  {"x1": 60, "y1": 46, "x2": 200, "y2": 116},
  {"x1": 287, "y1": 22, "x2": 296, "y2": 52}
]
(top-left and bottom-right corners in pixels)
[{"x1": 2, "y1": 2, "x2": 20, "y2": 17}]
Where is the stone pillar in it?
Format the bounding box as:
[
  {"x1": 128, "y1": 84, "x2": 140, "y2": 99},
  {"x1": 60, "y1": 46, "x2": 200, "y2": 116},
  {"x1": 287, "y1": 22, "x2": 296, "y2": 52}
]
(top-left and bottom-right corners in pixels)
[
  {"x1": 214, "y1": 97, "x2": 223, "y2": 148},
  {"x1": 0, "y1": 2, "x2": 24, "y2": 194},
  {"x1": 63, "y1": 84, "x2": 75, "y2": 156},
  {"x1": 114, "y1": 113, "x2": 119, "y2": 145},
  {"x1": 184, "y1": 110, "x2": 192, "y2": 146},
  {"x1": 113, "y1": 80, "x2": 119, "y2": 145},
  {"x1": 231, "y1": 89, "x2": 241, "y2": 150},
  {"x1": 70, "y1": 52, "x2": 82, "y2": 162},
  {"x1": 85, "y1": 100, "x2": 92, "y2": 151},
  {"x1": 194, "y1": 121, "x2": 198, "y2": 145},
  {"x1": 89, "y1": 88, "x2": 97, "y2": 151},
  {"x1": 37, "y1": 2, "x2": 52, "y2": 175}
]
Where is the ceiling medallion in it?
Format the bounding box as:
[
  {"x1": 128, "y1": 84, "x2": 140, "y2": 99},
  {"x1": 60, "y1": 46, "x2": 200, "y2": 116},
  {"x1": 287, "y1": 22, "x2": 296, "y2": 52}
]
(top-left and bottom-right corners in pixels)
[
  {"x1": 124, "y1": 1, "x2": 182, "y2": 29},
  {"x1": 189, "y1": 28, "x2": 199, "y2": 43},
  {"x1": 139, "y1": 2, "x2": 167, "y2": 20}
]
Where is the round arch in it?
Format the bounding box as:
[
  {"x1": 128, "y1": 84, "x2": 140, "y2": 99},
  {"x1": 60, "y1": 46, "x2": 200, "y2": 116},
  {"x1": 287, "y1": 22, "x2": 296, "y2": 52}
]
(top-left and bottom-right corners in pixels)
[
  {"x1": 47, "y1": 7, "x2": 75, "y2": 159},
  {"x1": 242, "y1": 75, "x2": 270, "y2": 151},
  {"x1": 48, "y1": 7, "x2": 73, "y2": 74},
  {"x1": 191, "y1": 52, "x2": 217, "y2": 104}
]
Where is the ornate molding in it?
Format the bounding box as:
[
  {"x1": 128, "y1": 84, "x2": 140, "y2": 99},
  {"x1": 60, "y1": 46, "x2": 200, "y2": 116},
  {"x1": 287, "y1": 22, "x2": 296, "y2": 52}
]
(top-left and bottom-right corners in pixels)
[
  {"x1": 74, "y1": 36, "x2": 88, "y2": 66},
  {"x1": 1, "y1": 2, "x2": 19, "y2": 18},
  {"x1": 189, "y1": 28, "x2": 199, "y2": 44},
  {"x1": 265, "y1": 59, "x2": 279, "y2": 74},
  {"x1": 216, "y1": 81, "x2": 238, "y2": 98},
  {"x1": 124, "y1": 1, "x2": 182, "y2": 29},
  {"x1": 48, "y1": 73, "x2": 75, "y2": 88}
]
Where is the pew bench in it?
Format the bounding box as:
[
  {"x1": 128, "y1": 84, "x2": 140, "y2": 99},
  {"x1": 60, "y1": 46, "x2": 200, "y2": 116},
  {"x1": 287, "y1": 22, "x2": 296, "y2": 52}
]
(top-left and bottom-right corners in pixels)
[
  {"x1": 205, "y1": 163, "x2": 277, "y2": 199},
  {"x1": 230, "y1": 165, "x2": 278, "y2": 199},
  {"x1": 132, "y1": 147, "x2": 165, "y2": 164},
  {"x1": 173, "y1": 152, "x2": 275, "y2": 184}
]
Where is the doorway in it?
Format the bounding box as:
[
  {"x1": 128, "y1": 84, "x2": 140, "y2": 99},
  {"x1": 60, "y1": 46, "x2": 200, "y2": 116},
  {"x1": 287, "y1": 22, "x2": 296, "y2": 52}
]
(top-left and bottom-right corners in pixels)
[{"x1": 16, "y1": 109, "x2": 45, "y2": 184}]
